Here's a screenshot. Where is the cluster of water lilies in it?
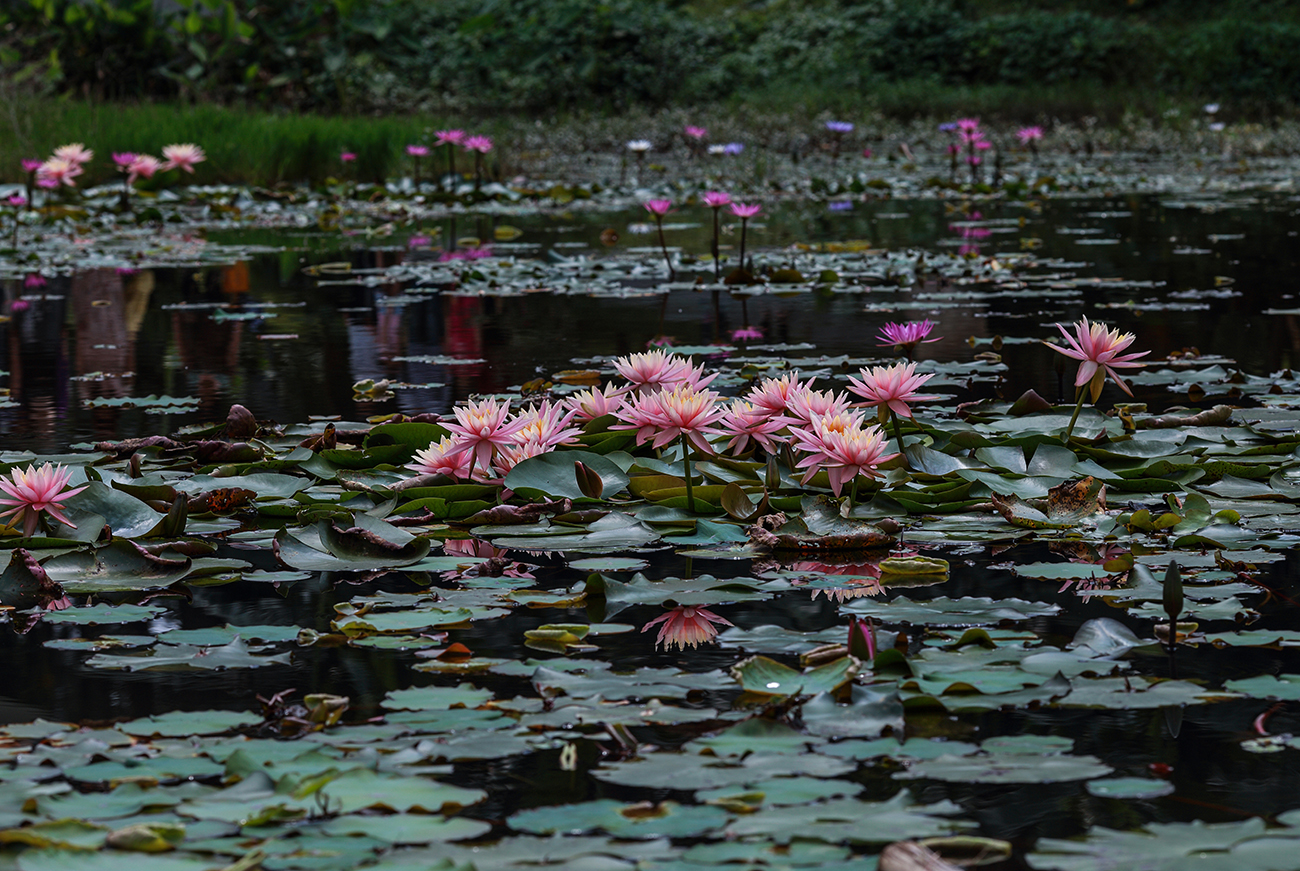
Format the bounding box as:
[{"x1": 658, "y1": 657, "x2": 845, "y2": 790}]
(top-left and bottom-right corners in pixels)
[
  {"x1": 398, "y1": 129, "x2": 494, "y2": 187},
  {"x1": 643, "y1": 192, "x2": 763, "y2": 282},
  {"x1": 19, "y1": 142, "x2": 206, "y2": 199}
]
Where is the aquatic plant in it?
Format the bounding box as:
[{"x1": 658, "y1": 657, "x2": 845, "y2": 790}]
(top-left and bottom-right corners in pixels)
[
  {"x1": 444, "y1": 397, "x2": 529, "y2": 477},
  {"x1": 1046, "y1": 316, "x2": 1148, "y2": 443},
  {"x1": 406, "y1": 143, "x2": 429, "y2": 186},
  {"x1": 791, "y1": 413, "x2": 895, "y2": 499},
  {"x1": 729, "y1": 201, "x2": 761, "y2": 278},
  {"x1": 1016, "y1": 125, "x2": 1044, "y2": 157},
  {"x1": 0, "y1": 463, "x2": 86, "y2": 538},
  {"x1": 848, "y1": 361, "x2": 939, "y2": 462},
  {"x1": 702, "y1": 190, "x2": 731, "y2": 281},
  {"x1": 160, "y1": 143, "x2": 205, "y2": 174},
  {"x1": 643, "y1": 198, "x2": 676, "y2": 281},
  {"x1": 643, "y1": 604, "x2": 733, "y2": 650},
  {"x1": 878, "y1": 319, "x2": 941, "y2": 359}
]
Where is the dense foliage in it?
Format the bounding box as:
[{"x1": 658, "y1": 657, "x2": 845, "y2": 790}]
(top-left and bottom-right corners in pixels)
[{"x1": 2, "y1": 0, "x2": 1300, "y2": 113}]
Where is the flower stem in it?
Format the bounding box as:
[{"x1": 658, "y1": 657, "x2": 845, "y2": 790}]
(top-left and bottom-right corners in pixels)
[
  {"x1": 656, "y1": 217, "x2": 675, "y2": 282},
  {"x1": 889, "y1": 409, "x2": 909, "y2": 469},
  {"x1": 739, "y1": 218, "x2": 749, "y2": 274},
  {"x1": 1063, "y1": 387, "x2": 1087, "y2": 444},
  {"x1": 682, "y1": 436, "x2": 695, "y2": 513},
  {"x1": 711, "y1": 207, "x2": 721, "y2": 282}
]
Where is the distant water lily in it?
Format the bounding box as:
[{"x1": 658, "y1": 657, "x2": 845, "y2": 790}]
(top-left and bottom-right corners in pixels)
[
  {"x1": 53, "y1": 143, "x2": 94, "y2": 165},
  {"x1": 406, "y1": 144, "x2": 429, "y2": 186},
  {"x1": 877, "y1": 319, "x2": 941, "y2": 358},
  {"x1": 703, "y1": 191, "x2": 731, "y2": 281},
  {"x1": 0, "y1": 463, "x2": 86, "y2": 538},
  {"x1": 161, "y1": 143, "x2": 206, "y2": 174},
  {"x1": 729, "y1": 202, "x2": 761, "y2": 277},
  {"x1": 1017, "y1": 126, "x2": 1044, "y2": 157},
  {"x1": 684, "y1": 125, "x2": 707, "y2": 140},
  {"x1": 37, "y1": 157, "x2": 81, "y2": 188}
]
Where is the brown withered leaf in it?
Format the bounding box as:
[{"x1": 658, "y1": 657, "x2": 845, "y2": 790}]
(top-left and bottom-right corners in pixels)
[{"x1": 992, "y1": 476, "x2": 1106, "y2": 529}]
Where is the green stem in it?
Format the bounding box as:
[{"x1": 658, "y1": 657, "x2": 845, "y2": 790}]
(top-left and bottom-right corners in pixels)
[
  {"x1": 1063, "y1": 387, "x2": 1087, "y2": 444},
  {"x1": 711, "y1": 207, "x2": 721, "y2": 282},
  {"x1": 739, "y1": 218, "x2": 749, "y2": 274},
  {"x1": 889, "y1": 408, "x2": 909, "y2": 469},
  {"x1": 682, "y1": 436, "x2": 695, "y2": 513},
  {"x1": 656, "y1": 217, "x2": 675, "y2": 281}
]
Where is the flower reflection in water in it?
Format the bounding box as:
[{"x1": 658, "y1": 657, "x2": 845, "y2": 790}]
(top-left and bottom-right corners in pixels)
[
  {"x1": 441, "y1": 537, "x2": 534, "y2": 581},
  {"x1": 643, "y1": 605, "x2": 734, "y2": 650},
  {"x1": 758, "y1": 555, "x2": 888, "y2": 602}
]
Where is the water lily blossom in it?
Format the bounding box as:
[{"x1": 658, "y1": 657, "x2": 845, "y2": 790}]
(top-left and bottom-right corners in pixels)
[
  {"x1": 406, "y1": 144, "x2": 430, "y2": 157},
  {"x1": 877, "y1": 319, "x2": 942, "y2": 356},
  {"x1": 407, "y1": 436, "x2": 474, "y2": 481},
  {"x1": 748, "y1": 372, "x2": 813, "y2": 418},
  {"x1": 626, "y1": 140, "x2": 652, "y2": 153},
  {"x1": 1017, "y1": 126, "x2": 1044, "y2": 145},
  {"x1": 511, "y1": 400, "x2": 582, "y2": 450},
  {"x1": 718, "y1": 399, "x2": 787, "y2": 455},
  {"x1": 0, "y1": 463, "x2": 86, "y2": 537},
  {"x1": 161, "y1": 143, "x2": 206, "y2": 173},
  {"x1": 847, "y1": 362, "x2": 937, "y2": 419},
  {"x1": 53, "y1": 143, "x2": 94, "y2": 165},
  {"x1": 643, "y1": 605, "x2": 733, "y2": 650},
  {"x1": 791, "y1": 416, "x2": 895, "y2": 497},
  {"x1": 463, "y1": 135, "x2": 493, "y2": 153},
  {"x1": 613, "y1": 349, "x2": 697, "y2": 392},
  {"x1": 37, "y1": 158, "x2": 82, "y2": 188},
  {"x1": 1047, "y1": 316, "x2": 1148, "y2": 402},
  {"x1": 684, "y1": 125, "x2": 707, "y2": 140},
  {"x1": 444, "y1": 397, "x2": 529, "y2": 476},
  {"x1": 126, "y1": 154, "x2": 161, "y2": 185},
  {"x1": 567, "y1": 382, "x2": 627, "y2": 420},
  {"x1": 435, "y1": 129, "x2": 466, "y2": 146}
]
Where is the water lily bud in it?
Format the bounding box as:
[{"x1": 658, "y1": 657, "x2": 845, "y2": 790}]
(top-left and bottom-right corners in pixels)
[
  {"x1": 1162, "y1": 561, "x2": 1183, "y2": 622},
  {"x1": 574, "y1": 461, "x2": 603, "y2": 500}
]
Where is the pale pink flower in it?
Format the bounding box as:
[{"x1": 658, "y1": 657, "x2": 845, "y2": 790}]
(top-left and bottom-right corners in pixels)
[
  {"x1": 37, "y1": 158, "x2": 81, "y2": 188},
  {"x1": 717, "y1": 399, "x2": 786, "y2": 455},
  {"x1": 730, "y1": 202, "x2": 761, "y2": 219},
  {"x1": 702, "y1": 191, "x2": 731, "y2": 208},
  {"x1": 642, "y1": 605, "x2": 733, "y2": 650},
  {"x1": 444, "y1": 397, "x2": 529, "y2": 476},
  {"x1": 1017, "y1": 126, "x2": 1044, "y2": 144},
  {"x1": 792, "y1": 418, "x2": 895, "y2": 496},
  {"x1": 160, "y1": 143, "x2": 205, "y2": 173},
  {"x1": 462, "y1": 135, "x2": 493, "y2": 153},
  {"x1": 779, "y1": 385, "x2": 852, "y2": 427},
  {"x1": 408, "y1": 436, "x2": 474, "y2": 480},
  {"x1": 847, "y1": 362, "x2": 938, "y2": 418},
  {"x1": 877, "y1": 319, "x2": 941, "y2": 352},
  {"x1": 493, "y1": 438, "x2": 549, "y2": 477},
  {"x1": 406, "y1": 144, "x2": 430, "y2": 157},
  {"x1": 614, "y1": 383, "x2": 725, "y2": 453},
  {"x1": 512, "y1": 400, "x2": 582, "y2": 449},
  {"x1": 747, "y1": 372, "x2": 812, "y2": 418},
  {"x1": 127, "y1": 155, "x2": 161, "y2": 185},
  {"x1": 53, "y1": 143, "x2": 93, "y2": 165},
  {"x1": 684, "y1": 125, "x2": 708, "y2": 140},
  {"x1": 613, "y1": 350, "x2": 697, "y2": 393},
  {"x1": 644, "y1": 199, "x2": 672, "y2": 217},
  {"x1": 567, "y1": 383, "x2": 627, "y2": 421},
  {"x1": 0, "y1": 463, "x2": 86, "y2": 537},
  {"x1": 435, "y1": 130, "x2": 466, "y2": 146},
  {"x1": 1046, "y1": 316, "x2": 1149, "y2": 400}
]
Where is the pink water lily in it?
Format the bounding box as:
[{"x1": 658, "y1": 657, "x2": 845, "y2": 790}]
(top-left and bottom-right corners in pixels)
[
  {"x1": 0, "y1": 463, "x2": 86, "y2": 537},
  {"x1": 406, "y1": 144, "x2": 430, "y2": 157},
  {"x1": 643, "y1": 605, "x2": 733, "y2": 650},
  {"x1": 1047, "y1": 316, "x2": 1148, "y2": 401},
  {"x1": 877, "y1": 319, "x2": 941, "y2": 353},
  {"x1": 613, "y1": 349, "x2": 712, "y2": 393},
  {"x1": 161, "y1": 143, "x2": 205, "y2": 173},
  {"x1": 684, "y1": 125, "x2": 708, "y2": 140},
  {"x1": 126, "y1": 155, "x2": 161, "y2": 185},
  {"x1": 644, "y1": 199, "x2": 672, "y2": 217},
  {"x1": 435, "y1": 129, "x2": 466, "y2": 146},
  {"x1": 53, "y1": 143, "x2": 94, "y2": 165},
  {"x1": 1017, "y1": 126, "x2": 1044, "y2": 144},
  {"x1": 702, "y1": 191, "x2": 731, "y2": 208},
  {"x1": 463, "y1": 135, "x2": 493, "y2": 153},
  {"x1": 747, "y1": 372, "x2": 812, "y2": 418},
  {"x1": 566, "y1": 382, "x2": 627, "y2": 421},
  {"x1": 37, "y1": 158, "x2": 82, "y2": 188},
  {"x1": 511, "y1": 400, "x2": 582, "y2": 450},
  {"x1": 444, "y1": 397, "x2": 529, "y2": 476},
  {"x1": 717, "y1": 399, "x2": 787, "y2": 455},
  {"x1": 847, "y1": 362, "x2": 938, "y2": 419},
  {"x1": 407, "y1": 436, "x2": 474, "y2": 481},
  {"x1": 791, "y1": 416, "x2": 895, "y2": 497},
  {"x1": 729, "y1": 202, "x2": 761, "y2": 219}
]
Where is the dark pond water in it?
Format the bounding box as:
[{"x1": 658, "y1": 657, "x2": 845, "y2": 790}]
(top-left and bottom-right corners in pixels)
[{"x1": 5, "y1": 189, "x2": 1300, "y2": 855}]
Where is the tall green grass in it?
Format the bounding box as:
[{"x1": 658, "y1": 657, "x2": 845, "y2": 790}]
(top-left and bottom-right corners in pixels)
[{"x1": 0, "y1": 99, "x2": 497, "y2": 185}]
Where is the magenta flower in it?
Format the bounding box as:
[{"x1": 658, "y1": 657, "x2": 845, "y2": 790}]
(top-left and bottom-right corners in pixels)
[
  {"x1": 702, "y1": 191, "x2": 731, "y2": 208},
  {"x1": 112, "y1": 153, "x2": 137, "y2": 168},
  {"x1": 23, "y1": 273, "x2": 45, "y2": 289},
  {"x1": 160, "y1": 143, "x2": 205, "y2": 173},
  {"x1": 644, "y1": 199, "x2": 672, "y2": 217},
  {"x1": 0, "y1": 463, "x2": 86, "y2": 537},
  {"x1": 407, "y1": 436, "x2": 474, "y2": 481},
  {"x1": 1046, "y1": 316, "x2": 1149, "y2": 402},
  {"x1": 340, "y1": 151, "x2": 357, "y2": 163},
  {"x1": 444, "y1": 397, "x2": 529, "y2": 476},
  {"x1": 847, "y1": 362, "x2": 938, "y2": 419},
  {"x1": 6, "y1": 195, "x2": 25, "y2": 208},
  {"x1": 1017, "y1": 126, "x2": 1044, "y2": 144},
  {"x1": 730, "y1": 202, "x2": 761, "y2": 219},
  {"x1": 406, "y1": 144, "x2": 430, "y2": 157},
  {"x1": 21, "y1": 159, "x2": 42, "y2": 174},
  {"x1": 731, "y1": 326, "x2": 763, "y2": 342},
  {"x1": 877, "y1": 319, "x2": 942, "y2": 355},
  {"x1": 435, "y1": 129, "x2": 466, "y2": 146},
  {"x1": 684, "y1": 125, "x2": 708, "y2": 140},
  {"x1": 643, "y1": 605, "x2": 733, "y2": 650},
  {"x1": 956, "y1": 118, "x2": 981, "y2": 134},
  {"x1": 463, "y1": 135, "x2": 493, "y2": 154}
]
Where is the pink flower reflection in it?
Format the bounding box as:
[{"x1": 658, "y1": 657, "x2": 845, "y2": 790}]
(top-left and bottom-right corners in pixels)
[{"x1": 642, "y1": 605, "x2": 733, "y2": 650}]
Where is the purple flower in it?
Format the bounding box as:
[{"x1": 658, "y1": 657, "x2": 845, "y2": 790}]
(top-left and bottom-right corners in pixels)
[
  {"x1": 828, "y1": 200, "x2": 853, "y2": 212},
  {"x1": 826, "y1": 120, "x2": 854, "y2": 133},
  {"x1": 722, "y1": 142, "x2": 744, "y2": 155}
]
